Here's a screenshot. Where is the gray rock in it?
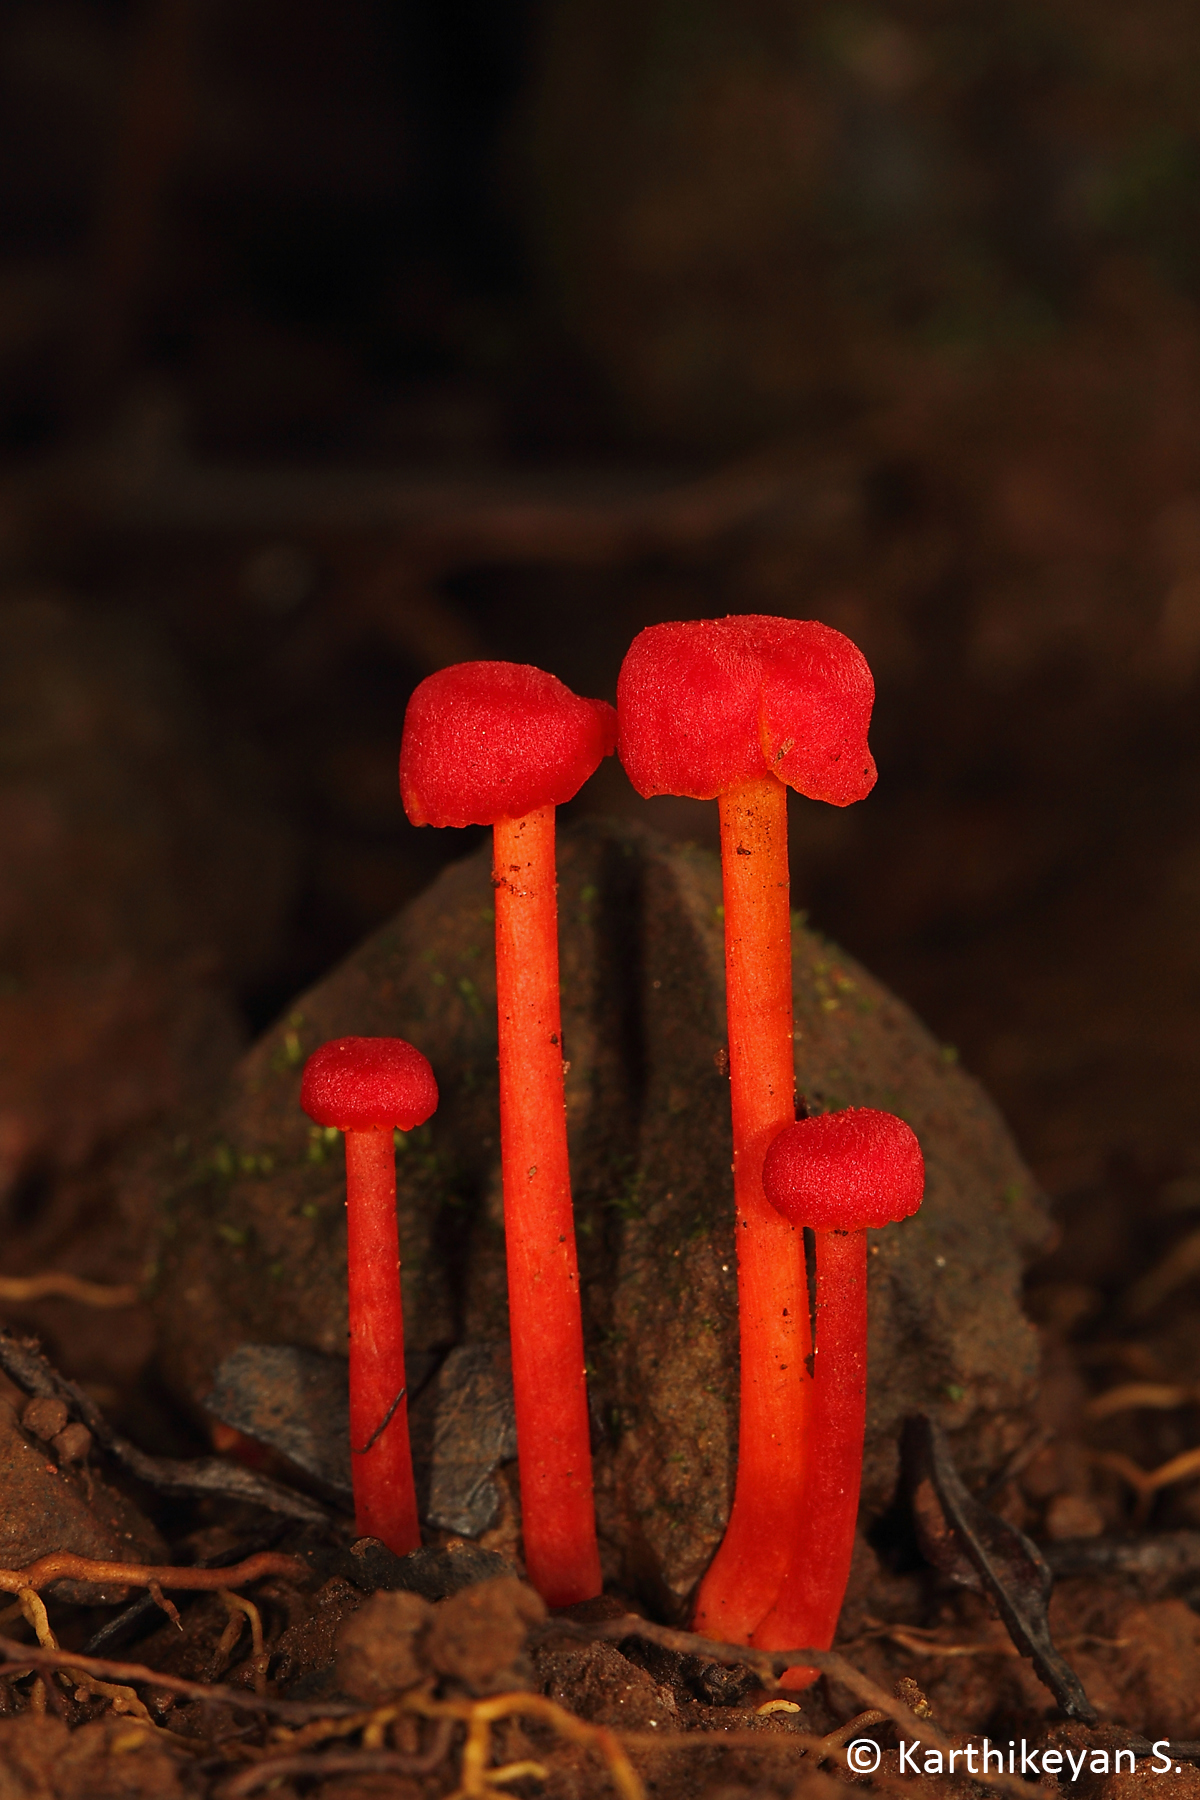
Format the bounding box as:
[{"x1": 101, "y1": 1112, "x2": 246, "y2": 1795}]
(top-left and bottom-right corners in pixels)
[{"x1": 124, "y1": 819, "x2": 1050, "y2": 1612}]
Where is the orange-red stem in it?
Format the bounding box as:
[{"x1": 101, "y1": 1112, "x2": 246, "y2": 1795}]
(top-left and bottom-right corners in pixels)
[
  {"x1": 752, "y1": 1228, "x2": 866, "y2": 1686},
  {"x1": 693, "y1": 773, "x2": 810, "y2": 1642},
  {"x1": 493, "y1": 807, "x2": 601, "y2": 1606},
  {"x1": 344, "y1": 1127, "x2": 420, "y2": 1554}
]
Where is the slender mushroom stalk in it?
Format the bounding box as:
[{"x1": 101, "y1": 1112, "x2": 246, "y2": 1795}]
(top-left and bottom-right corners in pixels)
[
  {"x1": 400, "y1": 660, "x2": 616, "y2": 1605},
  {"x1": 617, "y1": 615, "x2": 876, "y2": 1642},
  {"x1": 300, "y1": 1036, "x2": 438, "y2": 1556},
  {"x1": 754, "y1": 1107, "x2": 924, "y2": 1686}
]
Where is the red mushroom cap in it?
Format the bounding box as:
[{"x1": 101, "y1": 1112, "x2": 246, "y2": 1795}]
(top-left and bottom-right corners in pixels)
[
  {"x1": 400, "y1": 661, "x2": 618, "y2": 828},
  {"x1": 761, "y1": 1107, "x2": 924, "y2": 1231},
  {"x1": 300, "y1": 1037, "x2": 439, "y2": 1134},
  {"x1": 617, "y1": 615, "x2": 876, "y2": 806}
]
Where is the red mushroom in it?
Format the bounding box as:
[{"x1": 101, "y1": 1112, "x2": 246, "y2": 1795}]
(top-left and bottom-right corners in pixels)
[
  {"x1": 617, "y1": 615, "x2": 876, "y2": 1642},
  {"x1": 301, "y1": 1035, "x2": 438, "y2": 1555},
  {"x1": 400, "y1": 661, "x2": 616, "y2": 1605},
  {"x1": 754, "y1": 1106, "x2": 924, "y2": 1685}
]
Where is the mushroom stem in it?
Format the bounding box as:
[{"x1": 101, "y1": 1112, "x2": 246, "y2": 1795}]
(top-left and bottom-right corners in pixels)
[
  {"x1": 493, "y1": 806, "x2": 601, "y2": 1606},
  {"x1": 693, "y1": 771, "x2": 810, "y2": 1641},
  {"x1": 752, "y1": 1227, "x2": 866, "y2": 1685},
  {"x1": 344, "y1": 1127, "x2": 419, "y2": 1554}
]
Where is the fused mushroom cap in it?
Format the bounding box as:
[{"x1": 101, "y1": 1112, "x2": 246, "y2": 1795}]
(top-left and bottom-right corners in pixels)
[
  {"x1": 400, "y1": 661, "x2": 618, "y2": 828},
  {"x1": 762, "y1": 1107, "x2": 924, "y2": 1231},
  {"x1": 301, "y1": 1037, "x2": 438, "y2": 1133},
  {"x1": 617, "y1": 615, "x2": 876, "y2": 806}
]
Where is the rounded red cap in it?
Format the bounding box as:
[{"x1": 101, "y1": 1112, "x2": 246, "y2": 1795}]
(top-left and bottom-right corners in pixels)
[
  {"x1": 761, "y1": 1107, "x2": 924, "y2": 1231},
  {"x1": 400, "y1": 661, "x2": 618, "y2": 828},
  {"x1": 617, "y1": 615, "x2": 876, "y2": 806},
  {"x1": 300, "y1": 1037, "x2": 439, "y2": 1133}
]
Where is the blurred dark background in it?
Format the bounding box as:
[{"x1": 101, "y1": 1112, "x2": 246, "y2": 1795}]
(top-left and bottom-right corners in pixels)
[{"x1": 3, "y1": 0, "x2": 1200, "y2": 1379}]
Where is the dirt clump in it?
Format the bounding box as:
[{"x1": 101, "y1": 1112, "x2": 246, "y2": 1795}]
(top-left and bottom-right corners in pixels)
[
  {"x1": 0, "y1": 1397, "x2": 165, "y2": 1603},
  {"x1": 425, "y1": 1573, "x2": 546, "y2": 1691},
  {"x1": 335, "y1": 1588, "x2": 432, "y2": 1701},
  {"x1": 536, "y1": 1635, "x2": 678, "y2": 1729},
  {"x1": 0, "y1": 1714, "x2": 192, "y2": 1798}
]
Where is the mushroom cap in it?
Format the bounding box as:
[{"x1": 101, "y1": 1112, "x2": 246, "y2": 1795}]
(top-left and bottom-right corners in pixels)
[
  {"x1": 761, "y1": 1107, "x2": 924, "y2": 1231},
  {"x1": 617, "y1": 615, "x2": 876, "y2": 806},
  {"x1": 400, "y1": 661, "x2": 618, "y2": 828},
  {"x1": 300, "y1": 1037, "x2": 439, "y2": 1133}
]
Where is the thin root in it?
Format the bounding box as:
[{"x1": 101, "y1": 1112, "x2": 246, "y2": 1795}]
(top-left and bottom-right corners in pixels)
[
  {"x1": 0, "y1": 1274, "x2": 139, "y2": 1308},
  {"x1": 220, "y1": 1592, "x2": 268, "y2": 1695},
  {"x1": 0, "y1": 1550, "x2": 304, "y2": 1597}
]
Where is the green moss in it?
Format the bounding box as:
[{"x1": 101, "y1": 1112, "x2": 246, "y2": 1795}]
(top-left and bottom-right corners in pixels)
[
  {"x1": 608, "y1": 1169, "x2": 647, "y2": 1220},
  {"x1": 272, "y1": 1027, "x2": 304, "y2": 1072},
  {"x1": 458, "y1": 976, "x2": 483, "y2": 1016},
  {"x1": 306, "y1": 1125, "x2": 339, "y2": 1164}
]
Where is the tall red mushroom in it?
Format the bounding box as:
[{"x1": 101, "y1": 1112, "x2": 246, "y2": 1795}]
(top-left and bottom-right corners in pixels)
[
  {"x1": 300, "y1": 1035, "x2": 439, "y2": 1556},
  {"x1": 400, "y1": 661, "x2": 616, "y2": 1605},
  {"x1": 755, "y1": 1107, "x2": 924, "y2": 1685},
  {"x1": 617, "y1": 615, "x2": 876, "y2": 1641}
]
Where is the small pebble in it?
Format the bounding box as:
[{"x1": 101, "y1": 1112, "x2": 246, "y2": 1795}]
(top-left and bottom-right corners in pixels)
[
  {"x1": 22, "y1": 1398, "x2": 69, "y2": 1443},
  {"x1": 1043, "y1": 1492, "x2": 1106, "y2": 1541},
  {"x1": 51, "y1": 1424, "x2": 93, "y2": 1467}
]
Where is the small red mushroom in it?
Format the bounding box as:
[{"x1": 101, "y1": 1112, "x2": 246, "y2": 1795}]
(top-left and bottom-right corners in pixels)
[
  {"x1": 301, "y1": 1035, "x2": 438, "y2": 1556},
  {"x1": 617, "y1": 615, "x2": 876, "y2": 1642},
  {"x1": 754, "y1": 1106, "x2": 924, "y2": 1686},
  {"x1": 400, "y1": 661, "x2": 616, "y2": 1605}
]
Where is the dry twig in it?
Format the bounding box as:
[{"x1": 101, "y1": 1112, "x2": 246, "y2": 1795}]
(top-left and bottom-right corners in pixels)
[{"x1": 851, "y1": 1620, "x2": 1129, "y2": 1661}]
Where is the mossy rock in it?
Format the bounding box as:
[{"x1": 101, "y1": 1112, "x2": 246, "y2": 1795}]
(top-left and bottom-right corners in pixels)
[{"x1": 124, "y1": 820, "x2": 1049, "y2": 1611}]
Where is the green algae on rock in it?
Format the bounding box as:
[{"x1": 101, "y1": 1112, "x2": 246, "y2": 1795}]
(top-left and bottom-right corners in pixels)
[{"x1": 122, "y1": 820, "x2": 1049, "y2": 1613}]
